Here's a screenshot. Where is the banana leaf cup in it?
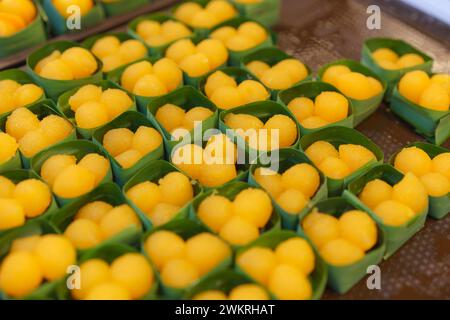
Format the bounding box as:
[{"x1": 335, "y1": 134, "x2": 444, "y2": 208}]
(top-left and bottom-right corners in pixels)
[
  {"x1": 299, "y1": 126, "x2": 384, "y2": 196},
  {"x1": 235, "y1": 229, "x2": 328, "y2": 300},
  {"x1": 42, "y1": 0, "x2": 105, "y2": 35},
  {"x1": 101, "y1": 0, "x2": 150, "y2": 16},
  {"x1": 147, "y1": 85, "x2": 218, "y2": 155},
  {"x1": 0, "y1": 0, "x2": 47, "y2": 59},
  {"x1": 185, "y1": 269, "x2": 274, "y2": 299},
  {"x1": 0, "y1": 220, "x2": 66, "y2": 300},
  {"x1": 361, "y1": 37, "x2": 433, "y2": 99},
  {"x1": 0, "y1": 99, "x2": 77, "y2": 169},
  {"x1": 241, "y1": 47, "x2": 312, "y2": 99},
  {"x1": 248, "y1": 148, "x2": 328, "y2": 229},
  {"x1": 0, "y1": 129, "x2": 21, "y2": 173},
  {"x1": 390, "y1": 84, "x2": 449, "y2": 145},
  {"x1": 189, "y1": 181, "x2": 281, "y2": 250},
  {"x1": 209, "y1": 17, "x2": 274, "y2": 66},
  {"x1": 27, "y1": 41, "x2": 103, "y2": 100},
  {"x1": 141, "y1": 218, "x2": 232, "y2": 299},
  {"x1": 316, "y1": 59, "x2": 387, "y2": 125},
  {"x1": 389, "y1": 142, "x2": 450, "y2": 219},
  {"x1": 219, "y1": 100, "x2": 301, "y2": 164},
  {"x1": 342, "y1": 164, "x2": 428, "y2": 259},
  {"x1": 230, "y1": 0, "x2": 280, "y2": 27},
  {"x1": 127, "y1": 13, "x2": 195, "y2": 59},
  {"x1": 123, "y1": 159, "x2": 202, "y2": 230},
  {"x1": 297, "y1": 197, "x2": 386, "y2": 294},
  {"x1": 277, "y1": 81, "x2": 355, "y2": 135},
  {"x1": 49, "y1": 183, "x2": 143, "y2": 256},
  {"x1": 92, "y1": 111, "x2": 165, "y2": 186},
  {"x1": 30, "y1": 140, "x2": 113, "y2": 207},
  {"x1": 57, "y1": 80, "x2": 137, "y2": 139}
]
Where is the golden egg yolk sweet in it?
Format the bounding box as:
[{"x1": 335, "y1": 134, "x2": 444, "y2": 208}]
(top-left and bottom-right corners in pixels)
[
  {"x1": 431, "y1": 74, "x2": 450, "y2": 95},
  {"x1": 91, "y1": 35, "x2": 120, "y2": 59},
  {"x1": 180, "y1": 53, "x2": 211, "y2": 77},
  {"x1": 204, "y1": 71, "x2": 237, "y2": 97},
  {"x1": 193, "y1": 290, "x2": 227, "y2": 300},
  {"x1": 301, "y1": 116, "x2": 329, "y2": 129},
  {"x1": 418, "y1": 83, "x2": 449, "y2": 111},
  {"x1": 148, "y1": 203, "x2": 180, "y2": 227},
  {"x1": 152, "y1": 58, "x2": 183, "y2": 91},
  {"x1": 126, "y1": 181, "x2": 161, "y2": 214},
  {"x1": 174, "y1": 2, "x2": 202, "y2": 24},
  {"x1": 432, "y1": 153, "x2": 450, "y2": 179},
  {"x1": 372, "y1": 48, "x2": 399, "y2": 63},
  {"x1": 305, "y1": 140, "x2": 339, "y2": 166},
  {"x1": 40, "y1": 154, "x2": 77, "y2": 187},
  {"x1": 335, "y1": 72, "x2": 374, "y2": 100},
  {"x1": 132, "y1": 126, "x2": 162, "y2": 155},
  {"x1": 99, "y1": 204, "x2": 141, "y2": 239},
  {"x1": 75, "y1": 101, "x2": 109, "y2": 129},
  {"x1": 198, "y1": 162, "x2": 237, "y2": 187},
  {"x1": 229, "y1": 284, "x2": 270, "y2": 300},
  {"x1": 53, "y1": 0, "x2": 94, "y2": 18},
  {"x1": 367, "y1": 76, "x2": 383, "y2": 96},
  {"x1": 117, "y1": 39, "x2": 147, "y2": 65},
  {"x1": 318, "y1": 157, "x2": 351, "y2": 180},
  {"x1": 0, "y1": 132, "x2": 18, "y2": 164},
  {"x1": 238, "y1": 80, "x2": 269, "y2": 104},
  {"x1": 13, "y1": 84, "x2": 43, "y2": 108},
  {"x1": 274, "y1": 59, "x2": 308, "y2": 84},
  {"x1": 60, "y1": 47, "x2": 97, "y2": 79},
  {"x1": 155, "y1": 103, "x2": 185, "y2": 133},
  {"x1": 394, "y1": 146, "x2": 432, "y2": 177},
  {"x1": 64, "y1": 218, "x2": 102, "y2": 249},
  {"x1": 39, "y1": 115, "x2": 73, "y2": 145},
  {"x1": 211, "y1": 86, "x2": 244, "y2": 110},
  {"x1": 205, "y1": 0, "x2": 237, "y2": 23},
  {"x1": 161, "y1": 258, "x2": 199, "y2": 289},
  {"x1": 358, "y1": 178, "x2": 393, "y2": 209},
  {"x1": 232, "y1": 188, "x2": 272, "y2": 228},
  {"x1": 78, "y1": 153, "x2": 109, "y2": 185},
  {"x1": 103, "y1": 128, "x2": 134, "y2": 157},
  {"x1": 319, "y1": 238, "x2": 364, "y2": 266},
  {"x1": 373, "y1": 200, "x2": 415, "y2": 226},
  {"x1": 13, "y1": 179, "x2": 51, "y2": 218},
  {"x1": 0, "y1": 198, "x2": 25, "y2": 230},
  {"x1": 165, "y1": 39, "x2": 197, "y2": 64},
  {"x1": 5, "y1": 107, "x2": 40, "y2": 140},
  {"x1": 190, "y1": 11, "x2": 218, "y2": 29},
  {"x1": 288, "y1": 97, "x2": 314, "y2": 122},
  {"x1": 120, "y1": 61, "x2": 153, "y2": 92},
  {"x1": 182, "y1": 106, "x2": 213, "y2": 131},
  {"x1": 261, "y1": 67, "x2": 293, "y2": 90},
  {"x1": 268, "y1": 264, "x2": 312, "y2": 300},
  {"x1": 39, "y1": 58, "x2": 74, "y2": 80},
  {"x1": 303, "y1": 213, "x2": 339, "y2": 249},
  {"x1": 397, "y1": 53, "x2": 424, "y2": 68},
  {"x1": 225, "y1": 113, "x2": 264, "y2": 130},
  {"x1": 0, "y1": 176, "x2": 15, "y2": 198},
  {"x1": 53, "y1": 164, "x2": 96, "y2": 199},
  {"x1": 71, "y1": 259, "x2": 111, "y2": 300},
  {"x1": 253, "y1": 167, "x2": 284, "y2": 198},
  {"x1": 392, "y1": 173, "x2": 428, "y2": 214},
  {"x1": 237, "y1": 247, "x2": 277, "y2": 285},
  {"x1": 225, "y1": 34, "x2": 256, "y2": 52},
  {"x1": 68, "y1": 84, "x2": 102, "y2": 112},
  {"x1": 322, "y1": 65, "x2": 351, "y2": 87},
  {"x1": 171, "y1": 143, "x2": 204, "y2": 180},
  {"x1": 246, "y1": 60, "x2": 270, "y2": 79},
  {"x1": 263, "y1": 114, "x2": 298, "y2": 148},
  {"x1": 100, "y1": 89, "x2": 133, "y2": 119},
  {"x1": 0, "y1": 0, "x2": 36, "y2": 24},
  {"x1": 198, "y1": 195, "x2": 233, "y2": 232},
  {"x1": 338, "y1": 144, "x2": 376, "y2": 172},
  {"x1": 210, "y1": 26, "x2": 238, "y2": 43},
  {"x1": 281, "y1": 163, "x2": 320, "y2": 198},
  {"x1": 75, "y1": 200, "x2": 113, "y2": 223},
  {"x1": 276, "y1": 189, "x2": 308, "y2": 215},
  {"x1": 275, "y1": 237, "x2": 315, "y2": 275},
  {"x1": 10, "y1": 235, "x2": 40, "y2": 253},
  {"x1": 115, "y1": 149, "x2": 142, "y2": 168},
  {"x1": 85, "y1": 282, "x2": 131, "y2": 300},
  {"x1": 204, "y1": 133, "x2": 237, "y2": 164},
  {"x1": 144, "y1": 230, "x2": 186, "y2": 270},
  {"x1": 398, "y1": 70, "x2": 430, "y2": 104},
  {"x1": 338, "y1": 210, "x2": 377, "y2": 252},
  {"x1": 159, "y1": 171, "x2": 194, "y2": 207},
  {"x1": 314, "y1": 91, "x2": 349, "y2": 123},
  {"x1": 219, "y1": 216, "x2": 259, "y2": 246},
  {"x1": 18, "y1": 129, "x2": 50, "y2": 158},
  {"x1": 197, "y1": 39, "x2": 228, "y2": 69},
  {"x1": 133, "y1": 74, "x2": 168, "y2": 97},
  {"x1": 420, "y1": 172, "x2": 449, "y2": 197}
]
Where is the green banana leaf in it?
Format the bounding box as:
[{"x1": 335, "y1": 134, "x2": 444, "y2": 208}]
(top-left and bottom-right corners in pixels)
[
  {"x1": 101, "y1": 0, "x2": 150, "y2": 16},
  {"x1": 230, "y1": 0, "x2": 280, "y2": 27}
]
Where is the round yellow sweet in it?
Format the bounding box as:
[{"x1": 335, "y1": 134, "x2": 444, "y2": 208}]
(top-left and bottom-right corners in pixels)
[
  {"x1": 225, "y1": 113, "x2": 264, "y2": 130},
  {"x1": 301, "y1": 116, "x2": 328, "y2": 129},
  {"x1": 100, "y1": 89, "x2": 133, "y2": 119},
  {"x1": 232, "y1": 188, "x2": 272, "y2": 228},
  {"x1": 0, "y1": 198, "x2": 25, "y2": 230},
  {"x1": 276, "y1": 189, "x2": 308, "y2": 215},
  {"x1": 264, "y1": 114, "x2": 298, "y2": 148},
  {"x1": 419, "y1": 83, "x2": 449, "y2": 111},
  {"x1": 197, "y1": 39, "x2": 228, "y2": 69},
  {"x1": 101, "y1": 53, "x2": 123, "y2": 72},
  {"x1": 99, "y1": 204, "x2": 141, "y2": 239},
  {"x1": 226, "y1": 34, "x2": 256, "y2": 51},
  {"x1": 394, "y1": 146, "x2": 432, "y2": 177},
  {"x1": 322, "y1": 65, "x2": 351, "y2": 87},
  {"x1": 238, "y1": 80, "x2": 269, "y2": 104},
  {"x1": 397, "y1": 53, "x2": 424, "y2": 68},
  {"x1": 273, "y1": 59, "x2": 308, "y2": 84},
  {"x1": 373, "y1": 200, "x2": 415, "y2": 226},
  {"x1": 103, "y1": 128, "x2": 134, "y2": 157},
  {"x1": 85, "y1": 282, "x2": 131, "y2": 300},
  {"x1": 314, "y1": 91, "x2": 349, "y2": 123},
  {"x1": 319, "y1": 238, "x2": 364, "y2": 266},
  {"x1": 318, "y1": 157, "x2": 351, "y2": 179},
  {"x1": 204, "y1": 71, "x2": 237, "y2": 97},
  {"x1": 0, "y1": 176, "x2": 15, "y2": 198},
  {"x1": 372, "y1": 48, "x2": 399, "y2": 63},
  {"x1": 281, "y1": 163, "x2": 320, "y2": 198},
  {"x1": 338, "y1": 144, "x2": 376, "y2": 172},
  {"x1": 40, "y1": 115, "x2": 73, "y2": 144},
  {"x1": 144, "y1": 230, "x2": 186, "y2": 270},
  {"x1": 261, "y1": 67, "x2": 293, "y2": 90},
  {"x1": 40, "y1": 154, "x2": 77, "y2": 187},
  {"x1": 60, "y1": 47, "x2": 97, "y2": 79},
  {"x1": 13, "y1": 84, "x2": 43, "y2": 108},
  {"x1": 431, "y1": 74, "x2": 450, "y2": 94},
  {"x1": 420, "y1": 172, "x2": 449, "y2": 197},
  {"x1": 335, "y1": 72, "x2": 374, "y2": 100},
  {"x1": 78, "y1": 153, "x2": 109, "y2": 185},
  {"x1": 180, "y1": 53, "x2": 211, "y2": 77},
  {"x1": 132, "y1": 126, "x2": 162, "y2": 155},
  {"x1": 210, "y1": 26, "x2": 237, "y2": 43},
  {"x1": 33, "y1": 234, "x2": 76, "y2": 280},
  {"x1": 33, "y1": 50, "x2": 60, "y2": 74},
  {"x1": 392, "y1": 173, "x2": 428, "y2": 214},
  {"x1": 0, "y1": 251, "x2": 43, "y2": 298},
  {"x1": 120, "y1": 61, "x2": 153, "y2": 92},
  {"x1": 165, "y1": 39, "x2": 197, "y2": 64},
  {"x1": 155, "y1": 103, "x2": 185, "y2": 133},
  {"x1": 161, "y1": 258, "x2": 199, "y2": 288},
  {"x1": 432, "y1": 153, "x2": 450, "y2": 180},
  {"x1": 185, "y1": 233, "x2": 231, "y2": 275},
  {"x1": 171, "y1": 143, "x2": 204, "y2": 180},
  {"x1": 193, "y1": 290, "x2": 227, "y2": 300},
  {"x1": 10, "y1": 235, "x2": 40, "y2": 253},
  {"x1": 182, "y1": 106, "x2": 213, "y2": 131},
  {"x1": 117, "y1": 39, "x2": 147, "y2": 65},
  {"x1": 0, "y1": 0, "x2": 36, "y2": 24},
  {"x1": 237, "y1": 21, "x2": 267, "y2": 44},
  {"x1": 64, "y1": 218, "x2": 102, "y2": 249},
  {"x1": 199, "y1": 162, "x2": 237, "y2": 187},
  {"x1": 133, "y1": 74, "x2": 167, "y2": 97},
  {"x1": 75, "y1": 101, "x2": 109, "y2": 129},
  {"x1": 253, "y1": 167, "x2": 284, "y2": 198},
  {"x1": 161, "y1": 20, "x2": 192, "y2": 42},
  {"x1": 6, "y1": 107, "x2": 40, "y2": 140},
  {"x1": 236, "y1": 247, "x2": 277, "y2": 285},
  {"x1": 204, "y1": 133, "x2": 237, "y2": 164},
  {"x1": 174, "y1": 2, "x2": 202, "y2": 24},
  {"x1": 53, "y1": 0, "x2": 94, "y2": 18},
  {"x1": 268, "y1": 264, "x2": 312, "y2": 300},
  {"x1": 275, "y1": 237, "x2": 315, "y2": 275},
  {"x1": 367, "y1": 76, "x2": 383, "y2": 96},
  {"x1": 303, "y1": 213, "x2": 339, "y2": 249},
  {"x1": 206, "y1": 0, "x2": 237, "y2": 23},
  {"x1": 111, "y1": 253, "x2": 153, "y2": 299},
  {"x1": 211, "y1": 86, "x2": 244, "y2": 110},
  {"x1": 159, "y1": 171, "x2": 193, "y2": 207},
  {"x1": 68, "y1": 84, "x2": 102, "y2": 112},
  {"x1": 53, "y1": 164, "x2": 96, "y2": 198},
  {"x1": 18, "y1": 129, "x2": 50, "y2": 158},
  {"x1": 229, "y1": 284, "x2": 269, "y2": 300},
  {"x1": 219, "y1": 216, "x2": 259, "y2": 246},
  {"x1": 288, "y1": 97, "x2": 314, "y2": 122},
  {"x1": 75, "y1": 201, "x2": 113, "y2": 223},
  {"x1": 246, "y1": 60, "x2": 270, "y2": 78},
  {"x1": 376, "y1": 59, "x2": 398, "y2": 70},
  {"x1": 13, "y1": 179, "x2": 51, "y2": 218},
  {"x1": 91, "y1": 35, "x2": 120, "y2": 59},
  {"x1": 71, "y1": 259, "x2": 111, "y2": 300},
  {"x1": 153, "y1": 58, "x2": 183, "y2": 91},
  {"x1": 190, "y1": 10, "x2": 217, "y2": 29},
  {"x1": 359, "y1": 179, "x2": 393, "y2": 209},
  {"x1": 148, "y1": 203, "x2": 180, "y2": 227},
  {"x1": 398, "y1": 70, "x2": 430, "y2": 104},
  {"x1": 339, "y1": 210, "x2": 377, "y2": 251},
  {"x1": 302, "y1": 211, "x2": 325, "y2": 231},
  {"x1": 39, "y1": 58, "x2": 74, "y2": 80},
  {"x1": 0, "y1": 132, "x2": 18, "y2": 164},
  {"x1": 198, "y1": 195, "x2": 233, "y2": 232}
]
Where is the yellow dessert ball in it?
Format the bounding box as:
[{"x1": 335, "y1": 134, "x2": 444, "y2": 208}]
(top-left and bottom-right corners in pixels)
[
  {"x1": 237, "y1": 247, "x2": 276, "y2": 285},
  {"x1": 398, "y1": 70, "x2": 430, "y2": 104},
  {"x1": 0, "y1": 87, "x2": 15, "y2": 114},
  {"x1": 359, "y1": 179, "x2": 393, "y2": 209},
  {"x1": 161, "y1": 20, "x2": 192, "y2": 42},
  {"x1": 71, "y1": 259, "x2": 110, "y2": 300},
  {"x1": 53, "y1": 165, "x2": 96, "y2": 198},
  {"x1": 238, "y1": 80, "x2": 269, "y2": 104},
  {"x1": 85, "y1": 282, "x2": 131, "y2": 300},
  {"x1": 159, "y1": 171, "x2": 194, "y2": 206},
  {"x1": 232, "y1": 188, "x2": 272, "y2": 228},
  {"x1": 99, "y1": 204, "x2": 141, "y2": 239},
  {"x1": 39, "y1": 58, "x2": 74, "y2": 80},
  {"x1": 111, "y1": 253, "x2": 153, "y2": 299},
  {"x1": 75, "y1": 101, "x2": 109, "y2": 129},
  {"x1": 91, "y1": 35, "x2": 120, "y2": 59},
  {"x1": 132, "y1": 126, "x2": 162, "y2": 155},
  {"x1": 204, "y1": 71, "x2": 237, "y2": 97},
  {"x1": 6, "y1": 107, "x2": 40, "y2": 140},
  {"x1": 367, "y1": 76, "x2": 383, "y2": 96},
  {"x1": 165, "y1": 39, "x2": 197, "y2": 64},
  {"x1": 153, "y1": 58, "x2": 183, "y2": 91},
  {"x1": 0, "y1": 132, "x2": 18, "y2": 164},
  {"x1": 211, "y1": 86, "x2": 244, "y2": 110},
  {"x1": 0, "y1": 198, "x2": 25, "y2": 230},
  {"x1": 60, "y1": 47, "x2": 97, "y2": 79},
  {"x1": 0, "y1": 176, "x2": 15, "y2": 198},
  {"x1": 336, "y1": 72, "x2": 374, "y2": 100},
  {"x1": 320, "y1": 238, "x2": 364, "y2": 266},
  {"x1": 225, "y1": 113, "x2": 264, "y2": 130},
  {"x1": 40, "y1": 115, "x2": 73, "y2": 145},
  {"x1": 210, "y1": 26, "x2": 237, "y2": 43},
  {"x1": 372, "y1": 48, "x2": 399, "y2": 63},
  {"x1": 322, "y1": 65, "x2": 351, "y2": 87},
  {"x1": 314, "y1": 91, "x2": 349, "y2": 123},
  {"x1": 0, "y1": 79, "x2": 21, "y2": 93},
  {"x1": 171, "y1": 143, "x2": 204, "y2": 180},
  {"x1": 53, "y1": 0, "x2": 94, "y2": 18},
  {"x1": 40, "y1": 154, "x2": 77, "y2": 187},
  {"x1": 275, "y1": 237, "x2": 315, "y2": 275},
  {"x1": 117, "y1": 39, "x2": 147, "y2": 65},
  {"x1": 12, "y1": 84, "x2": 43, "y2": 108},
  {"x1": 226, "y1": 34, "x2": 256, "y2": 51},
  {"x1": 281, "y1": 163, "x2": 320, "y2": 198},
  {"x1": 392, "y1": 173, "x2": 428, "y2": 214},
  {"x1": 394, "y1": 146, "x2": 432, "y2": 177},
  {"x1": 303, "y1": 213, "x2": 339, "y2": 248},
  {"x1": 374, "y1": 200, "x2": 415, "y2": 226},
  {"x1": 148, "y1": 203, "x2": 180, "y2": 227},
  {"x1": 431, "y1": 74, "x2": 450, "y2": 94},
  {"x1": 13, "y1": 179, "x2": 51, "y2": 218},
  {"x1": 199, "y1": 162, "x2": 237, "y2": 187},
  {"x1": 246, "y1": 60, "x2": 270, "y2": 79},
  {"x1": 126, "y1": 181, "x2": 161, "y2": 214},
  {"x1": 237, "y1": 21, "x2": 267, "y2": 44},
  {"x1": 397, "y1": 53, "x2": 424, "y2": 69},
  {"x1": 376, "y1": 59, "x2": 399, "y2": 70},
  {"x1": 204, "y1": 133, "x2": 237, "y2": 165},
  {"x1": 301, "y1": 116, "x2": 329, "y2": 129},
  {"x1": 190, "y1": 10, "x2": 218, "y2": 29},
  {"x1": 100, "y1": 89, "x2": 133, "y2": 119},
  {"x1": 302, "y1": 211, "x2": 334, "y2": 233},
  {"x1": 78, "y1": 153, "x2": 109, "y2": 185},
  {"x1": 288, "y1": 97, "x2": 314, "y2": 122},
  {"x1": 182, "y1": 106, "x2": 214, "y2": 131},
  {"x1": 318, "y1": 157, "x2": 351, "y2": 179},
  {"x1": 268, "y1": 264, "x2": 312, "y2": 300},
  {"x1": 34, "y1": 50, "x2": 61, "y2": 74},
  {"x1": 103, "y1": 128, "x2": 134, "y2": 157},
  {"x1": 339, "y1": 210, "x2": 377, "y2": 251},
  {"x1": 155, "y1": 103, "x2": 185, "y2": 133},
  {"x1": 261, "y1": 67, "x2": 293, "y2": 90},
  {"x1": 219, "y1": 216, "x2": 260, "y2": 246},
  {"x1": 419, "y1": 83, "x2": 449, "y2": 111},
  {"x1": 161, "y1": 258, "x2": 199, "y2": 288},
  {"x1": 253, "y1": 167, "x2": 284, "y2": 198},
  {"x1": 420, "y1": 172, "x2": 449, "y2": 197},
  {"x1": 229, "y1": 284, "x2": 269, "y2": 300},
  {"x1": 432, "y1": 153, "x2": 450, "y2": 180},
  {"x1": 264, "y1": 114, "x2": 298, "y2": 148},
  {"x1": 198, "y1": 195, "x2": 233, "y2": 232},
  {"x1": 0, "y1": 0, "x2": 36, "y2": 24},
  {"x1": 120, "y1": 61, "x2": 153, "y2": 92},
  {"x1": 10, "y1": 235, "x2": 40, "y2": 253},
  {"x1": 99, "y1": 52, "x2": 122, "y2": 72},
  {"x1": 133, "y1": 74, "x2": 168, "y2": 97},
  {"x1": 144, "y1": 231, "x2": 186, "y2": 270},
  {"x1": 180, "y1": 53, "x2": 211, "y2": 77},
  {"x1": 338, "y1": 144, "x2": 376, "y2": 172},
  {"x1": 18, "y1": 129, "x2": 50, "y2": 158},
  {"x1": 33, "y1": 234, "x2": 76, "y2": 280},
  {"x1": 206, "y1": 0, "x2": 237, "y2": 22},
  {"x1": 75, "y1": 200, "x2": 113, "y2": 223},
  {"x1": 0, "y1": 251, "x2": 43, "y2": 298},
  {"x1": 306, "y1": 141, "x2": 341, "y2": 169},
  {"x1": 274, "y1": 59, "x2": 308, "y2": 84},
  {"x1": 276, "y1": 189, "x2": 308, "y2": 214},
  {"x1": 174, "y1": 2, "x2": 202, "y2": 24},
  {"x1": 193, "y1": 290, "x2": 227, "y2": 300},
  {"x1": 186, "y1": 232, "x2": 231, "y2": 275},
  {"x1": 197, "y1": 39, "x2": 228, "y2": 69},
  {"x1": 68, "y1": 84, "x2": 102, "y2": 112},
  {"x1": 64, "y1": 218, "x2": 102, "y2": 249}
]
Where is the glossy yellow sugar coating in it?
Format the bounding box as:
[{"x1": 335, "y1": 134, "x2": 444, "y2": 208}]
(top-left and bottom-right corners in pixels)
[
  {"x1": 372, "y1": 47, "x2": 424, "y2": 70},
  {"x1": 229, "y1": 284, "x2": 269, "y2": 300},
  {"x1": 253, "y1": 167, "x2": 284, "y2": 198},
  {"x1": 5, "y1": 107, "x2": 40, "y2": 140},
  {"x1": 13, "y1": 179, "x2": 51, "y2": 218},
  {"x1": 180, "y1": 53, "x2": 211, "y2": 77},
  {"x1": 305, "y1": 140, "x2": 338, "y2": 165},
  {"x1": 78, "y1": 153, "x2": 109, "y2": 184},
  {"x1": 432, "y1": 153, "x2": 450, "y2": 180},
  {"x1": 338, "y1": 210, "x2": 377, "y2": 251},
  {"x1": 139, "y1": 19, "x2": 191, "y2": 47},
  {"x1": 159, "y1": 171, "x2": 194, "y2": 206},
  {"x1": 53, "y1": 164, "x2": 96, "y2": 199},
  {"x1": 144, "y1": 231, "x2": 186, "y2": 270},
  {"x1": 60, "y1": 47, "x2": 98, "y2": 79},
  {"x1": 52, "y1": 0, "x2": 93, "y2": 18},
  {"x1": 398, "y1": 70, "x2": 430, "y2": 103},
  {"x1": 126, "y1": 181, "x2": 161, "y2": 214},
  {"x1": 318, "y1": 157, "x2": 351, "y2": 179},
  {"x1": 40, "y1": 154, "x2": 77, "y2": 187},
  {"x1": 85, "y1": 282, "x2": 131, "y2": 300},
  {"x1": 198, "y1": 195, "x2": 234, "y2": 232},
  {"x1": 420, "y1": 172, "x2": 450, "y2": 197},
  {"x1": 233, "y1": 188, "x2": 272, "y2": 228},
  {"x1": 155, "y1": 103, "x2": 185, "y2": 133},
  {"x1": 40, "y1": 115, "x2": 73, "y2": 144},
  {"x1": 71, "y1": 259, "x2": 111, "y2": 300},
  {"x1": 394, "y1": 146, "x2": 432, "y2": 177},
  {"x1": 338, "y1": 144, "x2": 376, "y2": 172},
  {"x1": 288, "y1": 97, "x2": 314, "y2": 122},
  {"x1": 322, "y1": 65, "x2": 351, "y2": 87},
  {"x1": 211, "y1": 21, "x2": 267, "y2": 52},
  {"x1": 12, "y1": 84, "x2": 43, "y2": 108},
  {"x1": 419, "y1": 83, "x2": 449, "y2": 111},
  {"x1": 99, "y1": 204, "x2": 141, "y2": 239},
  {"x1": 100, "y1": 89, "x2": 133, "y2": 119},
  {"x1": 75, "y1": 101, "x2": 109, "y2": 129},
  {"x1": 374, "y1": 200, "x2": 415, "y2": 226},
  {"x1": 18, "y1": 129, "x2": 50, "y2": 158},
  {"x1": 276, "y1": 188, "x2": 307, "y2": 214},
  {"x1": 320, "y1": 238, "x2": 364, "y2": 266},
  {"x1": 225, "y1": 113, "x2": 264, "y2": 130},
  {"x1": 275, "y1": 238, "x2": 315, "y2": 275},
  {"x1": 75, "y1": 201, "x2": 112, "y2": 223},
  {"x1": 237, "y1": 247, "x2": 277, "y2": 285},
  {"x1": 68, "y1": 84, "x2": 102, "y2": 112},
  {"x1": 103, "y1": 128, "x2": 134, "y2": 157},
  {"x1": 303, "y1": 213, "x2": 339, "y2": 249},
  {"x1": 264, "y1": 114, "x2": 298, "y2": 148},
  {"x1": 0, "y1": 198, "x2": 25, "y2": 230},
  {"x1": 64, "y1": 218, "x2": 102, "y2": 249},
  {"x1": 281, "y1": 163, "x2": 320, "y2": 198},
  {"x1": 269, "y1": 264, "x2": 312, "y2": 300},
  {"x1": 359, "y1": 178, "x2": 393, "y2": 209},
  {"x1": 39, "y1": 58, "x2": 74, "y2": 80},
  {"x1": 219, "y1": 216, "x2": 259, "y2": 246},
  {"x1": 315, "y1": 91, "x2": 349, "y2": 122},
  {"x1": 199, "y1": 162, "x2": 237, "y2": 187},
  {"x1": 392, "y1": 173, "x2": 428, "y2": 214},
  {"x1": 0, "y1": 176, "x2": 15, "y2": 198},
  {"x1": 171, "y1": 143, "x2": 204, "y2": 179},
  {"x1": 0, "y1": 132, "x2": 18, "y2": 164},
  {"x1": 9, "y1": 235, "x2": 40, "y2": 253},
  {"x1": 204, "y1": 71, "x2": 237, "y2": 97},
  {"x1": 211, "y1": 86, "x2": 243, "y2": 110},
  {"x1": 148, "y1": 203, "x2": 180, "y2": 227},
  {"x1": 182, "y1": 107, "x2": 213, "y2": 131},
  {"x1": 192, "y1": 290, "x2": 227, "y2": 300},
  {"x1": 161, "y1": 258, "x2": 199, "y2": 288},
  {"x1": 204, "y1": 133, "x2": 237, "y2": 164},
  {"x1": 255, "y1": 58, "x2": 308, "y2": 90},
  {"x1": 174, "y1": 0, "x2": 236, "y2": 29},
  {"x1": 246, "y1": 60, "x2": 270, "y2": 78}
]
